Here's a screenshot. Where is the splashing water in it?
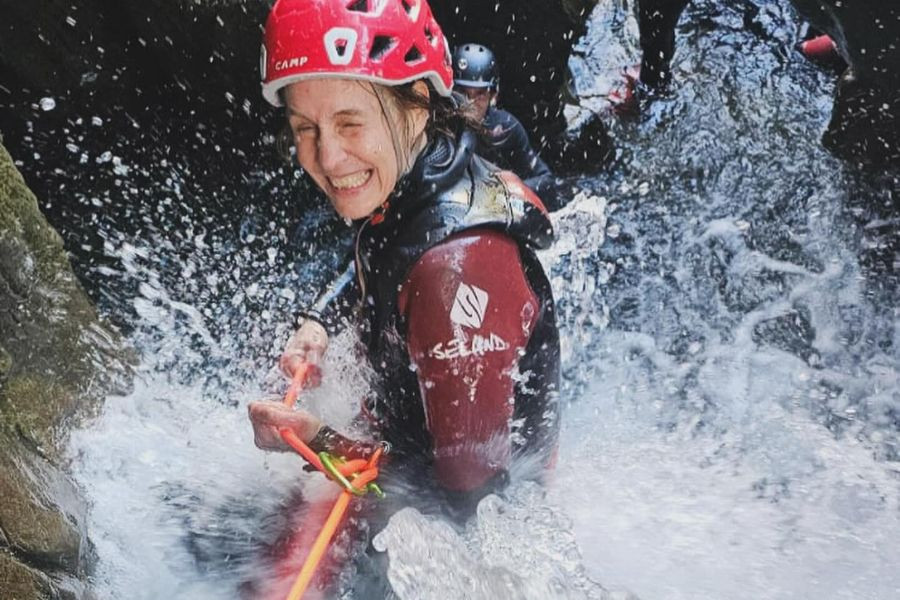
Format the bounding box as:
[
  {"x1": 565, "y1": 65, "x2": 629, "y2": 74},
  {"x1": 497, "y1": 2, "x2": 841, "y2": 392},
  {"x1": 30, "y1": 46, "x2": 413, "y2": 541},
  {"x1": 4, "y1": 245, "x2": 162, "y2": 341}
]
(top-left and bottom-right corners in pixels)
[{"x1": 69, "y1": 0, "x2": 899, "y2": 598}]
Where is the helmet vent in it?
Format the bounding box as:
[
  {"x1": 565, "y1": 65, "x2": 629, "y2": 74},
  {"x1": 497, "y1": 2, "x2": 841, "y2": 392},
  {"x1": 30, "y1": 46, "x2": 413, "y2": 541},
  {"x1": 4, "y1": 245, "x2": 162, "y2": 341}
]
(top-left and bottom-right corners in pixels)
[
  {"x1": 399, "y1": 0, "x2": 420, "y2": 20},
  {"x1": 423, "y1": 24, "x2": 434, "y2": 43},
  {"x1": 324, "y1": 27, "x2": 358, "y2": 66},
  {"x1": 347, "y1": 0, "x2": 368, "y2": 12},
  {"x1": 370, "y1": 35, "x2": 396, "y2": 61},
  {"x1": 403, "y1": 44, "x2": 423, "y2": 64}
]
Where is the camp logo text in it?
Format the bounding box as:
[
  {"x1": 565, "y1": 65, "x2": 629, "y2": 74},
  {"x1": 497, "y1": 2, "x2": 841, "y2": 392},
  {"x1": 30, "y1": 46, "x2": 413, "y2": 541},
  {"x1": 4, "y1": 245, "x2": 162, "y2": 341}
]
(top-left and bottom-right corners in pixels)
[{"x1": 274, "y1": 56, "x2": 309, "y2": 71}]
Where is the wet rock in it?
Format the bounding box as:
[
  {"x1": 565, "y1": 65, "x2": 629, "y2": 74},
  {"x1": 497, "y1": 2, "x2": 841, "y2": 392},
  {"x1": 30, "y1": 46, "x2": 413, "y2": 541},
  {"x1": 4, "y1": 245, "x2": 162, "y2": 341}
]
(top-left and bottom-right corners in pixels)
[
  {"x1": 0, "y1": 549, "x2": 96, "y2": 600},
  {"x1": 0, "y1": 143, "x2": 132, "y2": 450},
  {"x1": 0, "y1": 550, "x2": 56, "y2": 600},
  {"x1": 0, "y1": 343, "x2": 11, "y2": 383},
  {"x1": 0, "y1": 0, "x2": 606, "y2": 158},
  {"x1": 0, "y1": 431, "x2": 92, "y2": 572},
  {"x1": 1, "y1": 141, "x2": 132, "y2": 599},
  {"x1": 0, "y1": 0, "x2": 274, "y2": 214},
  {"x1": 0, "y1": 0, "x2": 267, "y2": 111}
]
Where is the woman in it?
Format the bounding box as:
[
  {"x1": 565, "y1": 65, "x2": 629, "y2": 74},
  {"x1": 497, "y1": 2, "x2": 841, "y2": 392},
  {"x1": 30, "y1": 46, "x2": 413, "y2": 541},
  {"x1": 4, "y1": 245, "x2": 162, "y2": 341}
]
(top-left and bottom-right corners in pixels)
[{"x1": 249, "y1": 0, "x2": 560, "y2": 505}]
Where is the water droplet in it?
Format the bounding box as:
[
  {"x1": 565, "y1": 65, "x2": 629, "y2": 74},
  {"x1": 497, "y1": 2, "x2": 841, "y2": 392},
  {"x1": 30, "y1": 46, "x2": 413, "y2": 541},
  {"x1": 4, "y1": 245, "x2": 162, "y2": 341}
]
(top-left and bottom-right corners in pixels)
[{"x1": 39, "y1": 97, "x2": 56, "y2": 111}]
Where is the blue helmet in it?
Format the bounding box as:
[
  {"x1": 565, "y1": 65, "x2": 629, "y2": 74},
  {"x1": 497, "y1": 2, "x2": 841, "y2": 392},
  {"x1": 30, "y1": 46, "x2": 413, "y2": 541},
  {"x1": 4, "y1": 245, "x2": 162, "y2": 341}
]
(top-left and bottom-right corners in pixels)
[{"x1": 452, "y1": 43, "x2": 497, "y2": 89}]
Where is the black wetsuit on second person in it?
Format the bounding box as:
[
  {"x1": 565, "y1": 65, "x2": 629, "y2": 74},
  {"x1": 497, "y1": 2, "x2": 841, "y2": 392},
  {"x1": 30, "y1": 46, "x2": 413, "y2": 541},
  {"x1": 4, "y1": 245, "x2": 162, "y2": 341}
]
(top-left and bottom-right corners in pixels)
[{"x1": 476, "y1": 106, "x2": 561, "y2": 211}]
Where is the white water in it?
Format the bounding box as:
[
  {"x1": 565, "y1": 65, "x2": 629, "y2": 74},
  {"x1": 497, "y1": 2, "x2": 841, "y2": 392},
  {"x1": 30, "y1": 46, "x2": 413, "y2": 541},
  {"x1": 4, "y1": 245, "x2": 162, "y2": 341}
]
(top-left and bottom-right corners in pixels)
[{"x1": 555, "y1": 332, "x2": 900, "y2": 600}]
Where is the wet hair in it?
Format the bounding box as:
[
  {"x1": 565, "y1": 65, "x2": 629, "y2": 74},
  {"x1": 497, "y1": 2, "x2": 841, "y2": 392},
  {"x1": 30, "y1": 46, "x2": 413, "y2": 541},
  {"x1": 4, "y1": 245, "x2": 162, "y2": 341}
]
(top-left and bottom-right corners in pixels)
[
  {"x1": 381, "y1": 81, "x2": 482, "y2": 143},
  {"x1": 276, "y1": 80, "x2": 482, "y2": 170}
]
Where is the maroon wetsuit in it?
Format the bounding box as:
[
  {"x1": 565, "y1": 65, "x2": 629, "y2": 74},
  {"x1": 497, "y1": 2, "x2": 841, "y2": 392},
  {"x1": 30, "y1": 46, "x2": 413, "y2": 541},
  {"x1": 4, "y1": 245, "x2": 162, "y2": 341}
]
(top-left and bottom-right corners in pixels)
[
  {"x1": 305, "y1": 129, "x2": 561, "y2": 497},
  {"x1": 400, "y1": 229, "x2": 541, "y2": 490}
]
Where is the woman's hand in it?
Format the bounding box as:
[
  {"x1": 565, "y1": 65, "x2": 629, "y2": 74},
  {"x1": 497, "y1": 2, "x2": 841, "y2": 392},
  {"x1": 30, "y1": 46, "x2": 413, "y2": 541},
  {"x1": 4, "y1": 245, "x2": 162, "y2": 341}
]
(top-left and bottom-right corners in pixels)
[
  {"x1": 280, "y1": 320, "x2": 328, "y2": 386},
  {"x1": 248, "y1": 398, "x2": 322, "y2": 452}
]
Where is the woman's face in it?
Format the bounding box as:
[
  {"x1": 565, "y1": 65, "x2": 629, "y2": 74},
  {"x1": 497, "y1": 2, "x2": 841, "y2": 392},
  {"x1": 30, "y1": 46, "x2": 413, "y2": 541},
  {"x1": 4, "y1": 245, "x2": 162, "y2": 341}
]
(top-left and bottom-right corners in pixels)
[{"x1": 284, "y1": 79, "x2": 423, "y2": 221}]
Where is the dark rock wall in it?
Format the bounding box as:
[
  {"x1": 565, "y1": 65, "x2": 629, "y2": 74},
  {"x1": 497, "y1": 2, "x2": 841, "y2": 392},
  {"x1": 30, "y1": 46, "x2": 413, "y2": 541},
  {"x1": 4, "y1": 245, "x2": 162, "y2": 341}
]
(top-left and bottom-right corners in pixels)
[
  {"x1": 1, "y1": 0, "x2": 895, "y2": 193},
  {"x1": 0, "y1": 0, "x2": 277, "y2": 215},
  {"x1": 1, "y1": 140, "x2": 132, "y2": 599},
  {"x1": 0, "y1": 0, "x2": 604, "y2": 217},
  {"x1": 0, "y1": 0, "x2": 269, "y2": 119}
]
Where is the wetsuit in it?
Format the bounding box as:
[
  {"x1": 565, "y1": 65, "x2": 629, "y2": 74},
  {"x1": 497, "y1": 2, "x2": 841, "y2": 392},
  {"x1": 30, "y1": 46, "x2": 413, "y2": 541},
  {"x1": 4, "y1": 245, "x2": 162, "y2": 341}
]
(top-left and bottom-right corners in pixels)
[
  {"x1": 636, "y1": 0, "x2": 691, "y2": 88},
  {"x1": 302, "y1": 128, "x2": 561, "y2": 496},
  {"x1": 476, "y1": 106, "x2": 561, "y2": 211}
]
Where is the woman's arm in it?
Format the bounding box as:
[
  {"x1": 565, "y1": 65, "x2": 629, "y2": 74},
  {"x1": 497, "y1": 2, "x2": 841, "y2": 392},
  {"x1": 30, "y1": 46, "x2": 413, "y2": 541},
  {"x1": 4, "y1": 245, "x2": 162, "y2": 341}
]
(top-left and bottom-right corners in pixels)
[
  {"x1": 398, "y1": 228, "x2": 542, "y2": 493},
  {"x1": 250, "y1": 317, "x2": 380, "y2": 457},
  {"x1": 247, "y1": 399, "x2": 378, "y2": 458}
]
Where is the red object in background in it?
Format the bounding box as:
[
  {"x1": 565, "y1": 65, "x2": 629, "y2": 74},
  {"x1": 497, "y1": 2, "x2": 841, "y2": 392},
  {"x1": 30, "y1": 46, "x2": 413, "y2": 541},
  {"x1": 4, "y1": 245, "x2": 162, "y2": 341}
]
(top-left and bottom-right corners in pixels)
[
  {"x1": 607, "y1": 64, "x2": 641, "y2": 116},
  {"x1": 799, "y1": 34, "x2": 839, "y2": 62}
]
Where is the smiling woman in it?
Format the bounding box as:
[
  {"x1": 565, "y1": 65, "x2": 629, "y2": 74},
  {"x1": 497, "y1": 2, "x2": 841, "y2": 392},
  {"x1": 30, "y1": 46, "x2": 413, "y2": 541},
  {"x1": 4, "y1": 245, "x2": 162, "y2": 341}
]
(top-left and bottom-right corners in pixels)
[
  {"x1": 247, "y1": 0, "x2": 564, "y2": 592},
  {"x1": 284, "y1": 79, "x2": 428, "y2": 220}
]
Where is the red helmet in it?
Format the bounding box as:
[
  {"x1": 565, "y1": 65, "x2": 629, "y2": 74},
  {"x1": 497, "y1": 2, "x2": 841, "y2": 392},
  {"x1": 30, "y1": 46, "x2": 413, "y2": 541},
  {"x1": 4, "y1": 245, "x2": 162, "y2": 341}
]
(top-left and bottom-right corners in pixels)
[{"x1": 261, "y1": 0, "x2": 453, "y2": 106}]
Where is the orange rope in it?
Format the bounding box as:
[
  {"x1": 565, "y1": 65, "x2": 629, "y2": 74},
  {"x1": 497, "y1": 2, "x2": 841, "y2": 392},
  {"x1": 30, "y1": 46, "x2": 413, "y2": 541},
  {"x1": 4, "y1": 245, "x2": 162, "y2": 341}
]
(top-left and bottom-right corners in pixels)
[
  {"x1": 285, "y1": 491, "x2": 352, "y2": 600},
  {"x1": 276, "y1": 364, "x2": 383, "y2": 600},
  {"x1": 279, "y1": 365, "x2": 324, "y2": 471}
]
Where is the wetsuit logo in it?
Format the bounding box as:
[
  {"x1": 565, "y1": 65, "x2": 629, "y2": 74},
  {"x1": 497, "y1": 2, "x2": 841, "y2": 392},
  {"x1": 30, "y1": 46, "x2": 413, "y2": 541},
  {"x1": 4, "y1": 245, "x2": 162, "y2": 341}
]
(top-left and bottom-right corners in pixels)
[
  {"x1": 450, "y1": 282, "x2": 488, "y2": 329},
  {"x1": 428, "y1": 333, "x2": 509, "y2": 361}
]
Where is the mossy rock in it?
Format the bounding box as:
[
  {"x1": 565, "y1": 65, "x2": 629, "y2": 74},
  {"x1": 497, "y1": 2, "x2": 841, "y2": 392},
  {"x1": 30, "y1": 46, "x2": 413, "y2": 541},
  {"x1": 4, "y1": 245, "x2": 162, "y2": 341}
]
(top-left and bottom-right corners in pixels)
[
  {"x1": 0, "y1": 378, "x2": 74, "y2": 462},
  {"x1": 0, "y1": 549, "x2": 55, "y2": 600},
  {"x1": 0, "y1": 141, "x2": 130, "y2": 598},
  {"x1": 0, "y1": 431, "x2": 89, "y2": 572},
  {"x1": 0, "y1": 142, "x2": 133, "y2": 457},
  {"x1": 0, "y1": 548, "x2": 94, "y2": 600},
  {"x1": 0, "y1": 343, "x2": 11, "y2": 380}
]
